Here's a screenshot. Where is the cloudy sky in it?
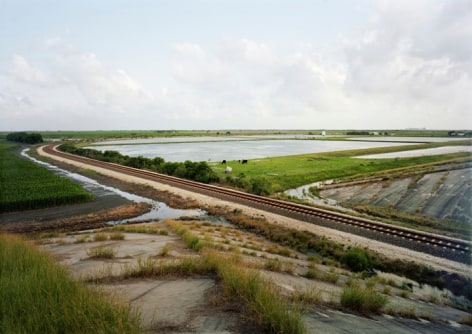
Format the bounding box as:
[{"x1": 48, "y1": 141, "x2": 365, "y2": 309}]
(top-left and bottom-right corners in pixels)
[{"x1": 1, "y1": 0, "x2": 471, "y2": 131}]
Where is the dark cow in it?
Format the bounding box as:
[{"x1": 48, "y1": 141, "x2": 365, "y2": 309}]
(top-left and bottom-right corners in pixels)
[
  {"x1": 221, "y1": 160, "x2": 226, "y2": 164},
  {"x1": 241, "y1": 159, "x2": 248, "y2": 164}
]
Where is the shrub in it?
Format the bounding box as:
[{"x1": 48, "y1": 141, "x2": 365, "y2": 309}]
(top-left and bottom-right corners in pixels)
[
  {"x1": 340, "y1": 247, "x2": 375, "y2": 272},
  {"x1": 93, "y1": 233, "x2": 108, "y2": 242},
  {"x1": 305, "y1": 268, "x2": 320, "y2": 280},
  {"x1": 109, "y1": 232, "x2": 125, "y2": 240},
  {"x1": 87, "y1": 246, "x2": 115, "y2": 259},
  {"x1": 341, "y1": 287, "x2": 388, "y2": 314},
  {"x1": 264, "y1": 259, "x2": 283, "y2": 272}
]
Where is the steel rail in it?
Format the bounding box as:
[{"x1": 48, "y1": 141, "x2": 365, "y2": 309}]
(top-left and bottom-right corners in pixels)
[{"x1": 43, "y1": 144, "x2": 471, "y2": 263}]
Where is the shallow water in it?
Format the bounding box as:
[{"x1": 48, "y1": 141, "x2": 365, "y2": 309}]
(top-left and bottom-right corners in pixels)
[
  {"x1": 356, "y1": 146, "x2": 472, "y2": 159},
  {"x1": 87, "y1": 139, "x2": 414, "y2": 162},
  {"x1": 22, "y1": 149, "x2": 205, "y2": 223}
]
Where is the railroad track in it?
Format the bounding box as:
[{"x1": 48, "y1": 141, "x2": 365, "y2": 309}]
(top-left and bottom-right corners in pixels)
[{"x1": 43, "y1": 144, "x2": 471, "y2": 263}]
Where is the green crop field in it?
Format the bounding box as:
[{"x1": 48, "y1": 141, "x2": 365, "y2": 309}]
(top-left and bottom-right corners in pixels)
[{"x1": 0, "y1": 142, "x2": 93, "y2": 212}]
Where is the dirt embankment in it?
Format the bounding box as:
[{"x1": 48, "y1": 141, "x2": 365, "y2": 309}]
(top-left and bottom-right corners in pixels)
[{"x1": 0, "y1": 202, "x2": 151, "y2": 234}]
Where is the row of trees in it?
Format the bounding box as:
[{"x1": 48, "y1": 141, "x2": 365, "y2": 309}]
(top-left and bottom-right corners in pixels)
[
  {"x1": 6, "y1": 132, "x2": 43, "y2": 144},
  {"x1": 59, "y1": 144, "x2": 219, "y2": 184}
]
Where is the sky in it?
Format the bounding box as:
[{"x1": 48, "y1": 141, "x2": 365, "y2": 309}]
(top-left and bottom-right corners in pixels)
[{"x1": 1, "y1": 0, "x2": 471, "y2": 131}]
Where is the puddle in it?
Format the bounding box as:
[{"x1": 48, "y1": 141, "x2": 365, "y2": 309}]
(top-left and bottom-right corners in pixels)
[
  {"x1": 283, "y1": 180, "x2": 354, "y2": 212},
  {"x1": 22, "y1": 148, "x2": 206, "y2": 223}
]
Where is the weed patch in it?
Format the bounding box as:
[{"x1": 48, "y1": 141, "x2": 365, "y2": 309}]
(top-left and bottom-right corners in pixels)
[
  {"x1": 0, "y1": 233, "x2": 140, "y2": 333},
  {"x1": 341, "y1": 287, "x2": 388, "y2": 314}
]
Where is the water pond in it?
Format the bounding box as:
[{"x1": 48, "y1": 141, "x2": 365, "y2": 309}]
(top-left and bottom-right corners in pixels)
[
  {"x1": 87, "y1": 139, "x2": 415, "y2": 162},
  {"x1": 356, "y1": 146, "x2": 472, "y2": 159}
]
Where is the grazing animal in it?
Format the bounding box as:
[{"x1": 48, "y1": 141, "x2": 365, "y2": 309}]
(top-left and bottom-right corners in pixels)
[
  {"x1": 221, "y1": 159, "x2": 226, "y2": 164},
  {"x1": 241, "y1": 159, "x2": 248, "y2": 164},
  {"x1": 225, "y1": 166, "x2": 232, "y2": 173}
]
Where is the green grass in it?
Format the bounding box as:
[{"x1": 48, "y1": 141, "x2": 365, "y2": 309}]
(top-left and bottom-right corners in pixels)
[
  {"x1": 205, "y1": 251, "x2": 306, "y2": 334},
  {"x1": 0, "y1": 142, "x2": 93, "y2": 211},
  {"x1": 105, "y1": 224, "x2": 169, "y2": 235},
  {"x1": 340, "y1": 286, "x2": 388, "y2": 314},
  {"x1": 0, "y1": 233, "x2": 140, "y2": 333},
  {"x1": 214, "y1": 141, "x2": 472, "y2": 192}
]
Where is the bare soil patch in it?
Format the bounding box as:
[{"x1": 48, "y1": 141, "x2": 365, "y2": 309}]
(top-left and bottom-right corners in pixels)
[{"x1": 0, "y1": 202, "x2": 151, "y2": 234}]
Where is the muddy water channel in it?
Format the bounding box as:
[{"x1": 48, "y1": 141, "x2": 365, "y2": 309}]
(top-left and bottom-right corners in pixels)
[{"x1": 22, "y1": 149, "x2": 205, "y2": 223}]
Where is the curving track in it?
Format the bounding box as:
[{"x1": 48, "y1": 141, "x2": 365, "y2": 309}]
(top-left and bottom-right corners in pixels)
[{"x1": 43, "y1": 144, "x2": 471, "y2": 264}]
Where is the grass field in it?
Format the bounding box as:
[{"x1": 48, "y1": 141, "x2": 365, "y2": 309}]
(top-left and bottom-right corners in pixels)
[
  {"x1": 0, "y1": 233, "x2": 141, "y2": 333},
  {"x1": 0, "y1": 141, "x2": 93, "y2": 211},
  {"x1": 214, "y1": 141, "x2": 472, "y2": 193}
]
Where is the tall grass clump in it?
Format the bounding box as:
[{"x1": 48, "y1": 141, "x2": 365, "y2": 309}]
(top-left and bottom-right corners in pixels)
[
  {"x1": 87, "y1": 245, "x2": 116, "y2": 259},
  {"x1": 0, "y1": 234, "x2": 140, "y2": 333},
  {"x1": 340, "y1": 286, "x2": 388, "y2": 314},
  {"x1": 203, "y1": 251, "x2": 306, "y2": 334},
  {"x1": 167, "y1": 220, "x2": 205, "y2": 251}
]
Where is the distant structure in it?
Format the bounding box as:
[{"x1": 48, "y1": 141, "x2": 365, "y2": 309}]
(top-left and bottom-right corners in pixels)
[
  {"x1": 321, "y1": 131, "x2": 326, "y2": 136},
  {"x1": 448, "y1": 131, "x2": 471, "y2": 137}
]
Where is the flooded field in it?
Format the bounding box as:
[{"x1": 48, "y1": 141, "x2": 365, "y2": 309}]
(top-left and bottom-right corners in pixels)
[
  {"x1": 87, "y1": 139, "x2": 414, "y2": 162},
  {"x1": 357, "y1": 146, "x2": 472, "y2": 159},
  {"x1": 86, "y1": 136, "x2": 471, "y2": 162}
]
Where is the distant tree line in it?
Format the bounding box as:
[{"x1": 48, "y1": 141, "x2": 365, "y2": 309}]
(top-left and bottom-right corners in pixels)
[
  {"x1": 6, "y1": 132, "x2": 43, "y2": 144},
  {"x1": 346, "y1": 131, "x2": 371, "y2": 136},
  {"x1": 346, "y1": 131, "x2": 389, "y2": 136},
  {"x1": 59, "y1": 144, "x2": 219, "y2": 184}
]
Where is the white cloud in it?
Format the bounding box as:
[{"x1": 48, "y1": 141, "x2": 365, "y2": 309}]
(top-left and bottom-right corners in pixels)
[
  {"x1": 2, "y1": 0, "x2": 470, "y2": 131},
  {"x1": 340, "y1": 0, "x2": 472, "y2": 127},
  {"x1": 12, "y1": 55, "x2": 48, "y2": 85}
]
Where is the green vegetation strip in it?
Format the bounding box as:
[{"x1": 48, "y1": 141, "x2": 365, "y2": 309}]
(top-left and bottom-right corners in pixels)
[
  {"x1": 218, "y1": 141, "x2": 472, "y2": 193},
  {"x1": 0, "y1": 142, "x2": 93, "y2": 212},
  {"x1": 0, "y1": 233, "x2": 140, "y2": 333}
]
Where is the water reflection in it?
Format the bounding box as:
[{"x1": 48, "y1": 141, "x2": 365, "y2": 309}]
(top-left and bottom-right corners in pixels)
[
  {"x1": 87, "y1": 139, "x2": 414, "y2": 162},
  {"x1": 22, "y1": 148, "x2": 205, "y2": 223}
]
